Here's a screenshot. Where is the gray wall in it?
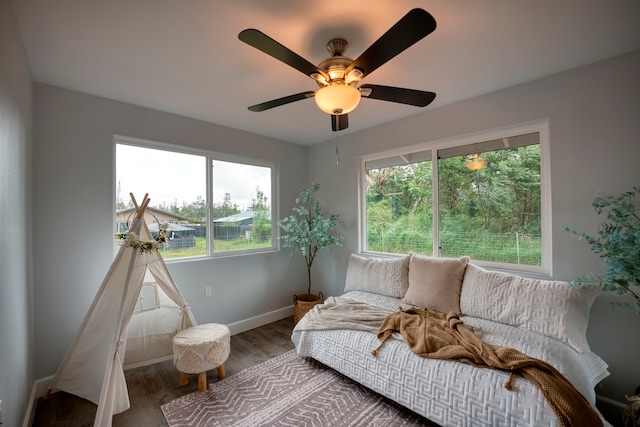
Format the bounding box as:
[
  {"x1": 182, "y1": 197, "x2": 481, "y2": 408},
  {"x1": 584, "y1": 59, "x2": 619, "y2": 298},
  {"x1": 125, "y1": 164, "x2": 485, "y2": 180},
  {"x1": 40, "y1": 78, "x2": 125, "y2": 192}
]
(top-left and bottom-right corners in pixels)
[
  {"x1": 308, "y1": 50, "x2": 640, "y2": 413},
  {"x1": 32, "y1": 83, "x2": 309, "y2": 378},
  {"x1": 0, "y1": 0, "x2": 34, "y2": 425}
]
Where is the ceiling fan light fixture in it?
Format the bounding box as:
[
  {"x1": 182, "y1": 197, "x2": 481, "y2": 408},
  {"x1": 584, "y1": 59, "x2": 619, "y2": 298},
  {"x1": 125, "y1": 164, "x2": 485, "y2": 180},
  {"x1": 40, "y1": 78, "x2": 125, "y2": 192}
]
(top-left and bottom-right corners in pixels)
[
  {"x1": 239, "y1": 8, "x2": 438, "y2": 130},
  {"x1": 314, "y1": 84, "x2": 361, "y2": 115},
  {"x1": 466, "y1": 153, "x2": 487, "y2": 170}
]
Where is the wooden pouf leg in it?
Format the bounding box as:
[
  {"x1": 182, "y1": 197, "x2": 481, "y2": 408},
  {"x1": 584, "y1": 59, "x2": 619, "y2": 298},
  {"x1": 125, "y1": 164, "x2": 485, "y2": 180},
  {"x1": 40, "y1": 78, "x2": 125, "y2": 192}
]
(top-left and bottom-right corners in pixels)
[
  {"x1": 179, "y1": 372, "x2": 189, "y2": 387},
  {"x1": 217, "y1": 364, "x2": 226, "y2": 378},
  {"x1": 198, "y1": 372, "x2": 207, "y2": 392}
]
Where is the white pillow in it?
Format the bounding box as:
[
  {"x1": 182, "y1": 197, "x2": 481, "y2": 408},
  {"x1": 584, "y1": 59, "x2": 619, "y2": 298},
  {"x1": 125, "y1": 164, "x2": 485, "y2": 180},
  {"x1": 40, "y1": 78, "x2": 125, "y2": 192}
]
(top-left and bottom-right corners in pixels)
[
  {"x1": 460, "y1": 263, "x2": 600, "y2": 353},
  {"x1": 344, "y1": 254, "x2": 409, "y2": 298}
]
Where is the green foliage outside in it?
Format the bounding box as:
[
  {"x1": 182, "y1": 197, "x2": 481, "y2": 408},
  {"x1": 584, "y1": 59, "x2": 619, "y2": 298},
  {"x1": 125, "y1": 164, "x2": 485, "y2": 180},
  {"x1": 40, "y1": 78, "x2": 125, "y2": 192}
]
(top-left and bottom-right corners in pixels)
[
  {"x1": 117, "y1": 192, "x2": 242, "y2": 223},
  {"x1": 212, "y1": 193, "x2": 241, "y2": 220},
  {"x1": 148, "y1": 236, "x2": 272, "y2": 258},
  {"x1": 159, "y1": 185, "x2": 273, "y2": 258},
  {"x1": 366, "y1": 145, "x2": 542, "y2": 265},
  {"x1": 249, "y1": 186, "x2": 272, "y2": 242},
  {"x1": 116, "y1": 185, "x2": 274, "y2": 258}
]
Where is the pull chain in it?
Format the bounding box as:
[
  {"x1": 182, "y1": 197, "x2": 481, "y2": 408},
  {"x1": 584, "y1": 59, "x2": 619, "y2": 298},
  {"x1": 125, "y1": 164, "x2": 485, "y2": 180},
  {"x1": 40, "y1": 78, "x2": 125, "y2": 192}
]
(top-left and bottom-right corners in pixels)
[{"x1": 335, "y1": 114, "x2": 340, "y2": 165}]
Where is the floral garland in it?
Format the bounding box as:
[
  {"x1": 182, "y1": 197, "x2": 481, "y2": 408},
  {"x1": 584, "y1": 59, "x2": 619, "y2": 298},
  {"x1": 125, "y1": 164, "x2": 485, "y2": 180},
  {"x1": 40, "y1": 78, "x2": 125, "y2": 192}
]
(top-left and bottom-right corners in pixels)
[{"x1": 115, "y1": 222, "x2": 169, "y2": 253}]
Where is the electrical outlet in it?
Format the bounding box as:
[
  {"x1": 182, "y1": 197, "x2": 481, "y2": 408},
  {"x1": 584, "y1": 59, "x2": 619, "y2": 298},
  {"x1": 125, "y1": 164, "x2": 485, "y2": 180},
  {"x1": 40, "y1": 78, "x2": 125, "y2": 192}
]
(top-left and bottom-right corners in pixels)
[{"x1": 204, "y1": 286, "x2": 212, "y2": 298}]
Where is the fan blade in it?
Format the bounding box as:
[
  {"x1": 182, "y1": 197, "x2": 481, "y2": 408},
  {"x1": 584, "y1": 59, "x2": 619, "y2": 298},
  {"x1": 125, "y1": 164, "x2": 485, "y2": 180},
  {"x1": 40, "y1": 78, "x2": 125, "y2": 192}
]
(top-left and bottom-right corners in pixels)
[
  {"x1": 345, "y1": 8, "x2": 436, "y2": 80},
  {"x1": 360, "y1": 84, "x2": 435, "y2": 107},
  {"x1": 239, "y1": 29, "x2": 330, "y2": 82},
  {"x1": 248, "y1": 91, "x2": 315, "y2": 112},
  {"x1": 331, "y1": 114, "x2": 349, "y2": 131}
]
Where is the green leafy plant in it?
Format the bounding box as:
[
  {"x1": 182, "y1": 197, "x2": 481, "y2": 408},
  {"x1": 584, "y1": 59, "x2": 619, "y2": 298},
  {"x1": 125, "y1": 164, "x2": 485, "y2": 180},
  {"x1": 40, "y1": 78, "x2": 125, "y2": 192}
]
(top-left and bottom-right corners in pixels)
[
  {"x1": 278, "y1": 183, "x2": 343, "y2": 297},
  {"x1": 562, "y1": 186, "x2": 640, "y2": 313}
]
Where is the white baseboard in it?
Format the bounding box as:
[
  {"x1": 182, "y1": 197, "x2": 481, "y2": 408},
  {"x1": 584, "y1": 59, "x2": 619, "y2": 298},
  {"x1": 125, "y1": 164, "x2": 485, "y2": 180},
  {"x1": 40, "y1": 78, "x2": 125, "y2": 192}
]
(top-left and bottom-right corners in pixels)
[
  {"x1": 227, "y1": 304, "x2": 294, "y2": 335},
  {"x1": 33, "y1": 375, "x2": 53, "y2": 401},
  {"x1": 597, "y1": 394, "x2": 627, "y2": 409},
  {"x1": 23, "y1": 375, "x2": 53, "y2": 427}
]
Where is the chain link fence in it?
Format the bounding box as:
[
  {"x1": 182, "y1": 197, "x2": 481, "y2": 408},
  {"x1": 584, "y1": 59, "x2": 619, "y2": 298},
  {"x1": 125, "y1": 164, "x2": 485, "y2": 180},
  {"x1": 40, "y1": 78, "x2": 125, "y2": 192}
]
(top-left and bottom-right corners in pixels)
[{"x1": 367, "y1": 232, "x2": 541, "y2": 265}]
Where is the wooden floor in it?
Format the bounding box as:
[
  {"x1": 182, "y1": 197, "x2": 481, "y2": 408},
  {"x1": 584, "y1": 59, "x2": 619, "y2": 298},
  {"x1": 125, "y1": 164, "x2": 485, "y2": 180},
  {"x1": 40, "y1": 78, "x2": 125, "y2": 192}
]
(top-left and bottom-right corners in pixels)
[{"x1": 32, "y1": 316, "x2": 296, "y2": 427}]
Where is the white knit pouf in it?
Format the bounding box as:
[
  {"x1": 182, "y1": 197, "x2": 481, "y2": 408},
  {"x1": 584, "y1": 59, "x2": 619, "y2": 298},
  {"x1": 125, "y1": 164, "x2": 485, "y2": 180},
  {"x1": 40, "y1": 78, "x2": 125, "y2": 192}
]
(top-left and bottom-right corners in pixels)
[{"x1": 172, "y1": 323, "x2": 231, "y2": 392}]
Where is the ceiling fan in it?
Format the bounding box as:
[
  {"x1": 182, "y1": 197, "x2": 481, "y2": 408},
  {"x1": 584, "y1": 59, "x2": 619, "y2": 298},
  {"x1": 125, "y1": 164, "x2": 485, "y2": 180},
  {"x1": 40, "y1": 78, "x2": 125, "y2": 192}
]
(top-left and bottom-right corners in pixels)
[{"x1": 238, "y1": 8, "x2": 437, "y2": 132}]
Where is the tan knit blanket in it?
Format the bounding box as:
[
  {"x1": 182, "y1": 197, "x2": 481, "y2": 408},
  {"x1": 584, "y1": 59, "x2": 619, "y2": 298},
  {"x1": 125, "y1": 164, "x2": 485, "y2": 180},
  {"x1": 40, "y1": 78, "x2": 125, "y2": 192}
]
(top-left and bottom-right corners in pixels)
[{"x1": 373, "y1": 307, "x2": 602, "y2": 427}]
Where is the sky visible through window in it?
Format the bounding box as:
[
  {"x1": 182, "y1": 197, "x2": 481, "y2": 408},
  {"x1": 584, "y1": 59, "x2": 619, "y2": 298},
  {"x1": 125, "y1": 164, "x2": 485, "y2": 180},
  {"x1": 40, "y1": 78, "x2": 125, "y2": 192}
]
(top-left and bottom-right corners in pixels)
[{"x1": 116, "y1": 144, "x2": 272, "y2": 211}]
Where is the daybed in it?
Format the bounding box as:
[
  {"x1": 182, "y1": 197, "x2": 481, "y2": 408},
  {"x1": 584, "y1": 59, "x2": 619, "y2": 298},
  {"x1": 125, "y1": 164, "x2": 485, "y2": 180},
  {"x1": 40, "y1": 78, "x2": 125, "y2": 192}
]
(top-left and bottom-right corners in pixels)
[{"x1": 292, "y1": 254, "x2": 611, "y2": 426}]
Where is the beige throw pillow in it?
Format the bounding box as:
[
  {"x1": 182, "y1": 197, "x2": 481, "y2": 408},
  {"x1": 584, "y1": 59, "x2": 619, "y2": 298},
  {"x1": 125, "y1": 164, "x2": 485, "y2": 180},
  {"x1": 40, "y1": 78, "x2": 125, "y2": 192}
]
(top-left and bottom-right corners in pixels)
[{"x1": 402, "y1": 255, "x2": 470, "y2": 312}]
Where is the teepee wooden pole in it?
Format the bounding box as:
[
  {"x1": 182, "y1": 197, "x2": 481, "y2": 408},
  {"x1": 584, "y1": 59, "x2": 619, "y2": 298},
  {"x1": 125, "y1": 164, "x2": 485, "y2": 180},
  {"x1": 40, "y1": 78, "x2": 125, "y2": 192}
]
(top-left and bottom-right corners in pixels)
[
  {"x1": 138, "y1": 195, "x2": 151, "y2": 219},
  {"x1": 130, "y1": 193, "x2": 150, "y2": 219},
  {"x1": 130, "y1": 193, "x2": 140, "y2": 211}
]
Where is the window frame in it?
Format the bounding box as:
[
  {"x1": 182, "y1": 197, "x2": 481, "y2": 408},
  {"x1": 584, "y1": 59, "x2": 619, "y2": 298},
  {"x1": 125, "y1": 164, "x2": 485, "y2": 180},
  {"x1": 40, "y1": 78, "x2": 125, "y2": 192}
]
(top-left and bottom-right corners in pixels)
[
  {"x1": 358, "y1": 120, "x2": 551, "y2": 275},
  {"x1": 113, "y1": 135, "x2": 279, "y2": 261},
  {"x1": 133, "y1": 282, "x2": 161, "y2": 314}
]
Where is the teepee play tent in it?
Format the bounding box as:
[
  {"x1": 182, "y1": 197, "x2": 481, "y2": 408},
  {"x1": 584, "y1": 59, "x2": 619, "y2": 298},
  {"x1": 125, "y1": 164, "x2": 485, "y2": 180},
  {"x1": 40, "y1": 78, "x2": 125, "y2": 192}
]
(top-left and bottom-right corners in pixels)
[{"x1": 47, "y1": 194, "x2": 197, "y2": 427}]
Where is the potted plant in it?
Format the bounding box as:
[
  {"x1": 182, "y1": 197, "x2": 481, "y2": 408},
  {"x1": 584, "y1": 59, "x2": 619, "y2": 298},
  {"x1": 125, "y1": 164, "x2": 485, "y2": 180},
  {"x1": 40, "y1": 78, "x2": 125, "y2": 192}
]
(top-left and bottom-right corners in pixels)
[
  {"x1": 562, "y1": 185, "x2": 640, "y2": 313},
  {"x1": 278, "y1": 183, "x2": 343, "y2": 323}
]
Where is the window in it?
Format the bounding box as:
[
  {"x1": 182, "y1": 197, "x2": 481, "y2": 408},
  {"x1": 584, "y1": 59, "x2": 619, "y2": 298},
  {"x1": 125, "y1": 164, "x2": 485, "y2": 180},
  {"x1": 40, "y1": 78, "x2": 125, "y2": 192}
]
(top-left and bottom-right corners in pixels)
[
  {"x1": 115, "y1": 136, "x2": 276, "y2": 260},
  {"x1": 134, "y1": 282, "x2": 160, "y2": 313},
  {"x1": 361, "y1": 121, "x2": 550, "y2": 274}
]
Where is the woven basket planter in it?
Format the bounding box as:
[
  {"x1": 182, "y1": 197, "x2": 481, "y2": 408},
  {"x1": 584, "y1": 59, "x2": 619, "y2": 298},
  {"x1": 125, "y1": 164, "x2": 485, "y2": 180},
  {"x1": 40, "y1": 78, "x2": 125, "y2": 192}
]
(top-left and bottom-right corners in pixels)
[
  {"x1": 293, "y1": 292, "x2": 323, "y2": 325},
  {"x1": 624, "y1": 389, "x2": 640, "y2": 427}
]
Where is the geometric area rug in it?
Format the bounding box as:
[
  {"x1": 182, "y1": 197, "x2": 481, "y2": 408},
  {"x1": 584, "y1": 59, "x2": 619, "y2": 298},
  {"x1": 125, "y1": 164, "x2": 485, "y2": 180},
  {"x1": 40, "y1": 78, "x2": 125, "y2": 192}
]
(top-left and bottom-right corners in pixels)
[{"x1": 161, "y1": 350, "x2": 436, "y2": 426}]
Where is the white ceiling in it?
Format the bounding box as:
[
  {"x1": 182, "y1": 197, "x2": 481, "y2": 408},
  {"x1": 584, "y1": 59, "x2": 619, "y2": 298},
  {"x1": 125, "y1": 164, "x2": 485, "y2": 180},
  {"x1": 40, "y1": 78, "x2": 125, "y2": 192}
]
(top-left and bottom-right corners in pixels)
[{"x1": 11, "y1": 0, "x2": 640, "y2": 146}]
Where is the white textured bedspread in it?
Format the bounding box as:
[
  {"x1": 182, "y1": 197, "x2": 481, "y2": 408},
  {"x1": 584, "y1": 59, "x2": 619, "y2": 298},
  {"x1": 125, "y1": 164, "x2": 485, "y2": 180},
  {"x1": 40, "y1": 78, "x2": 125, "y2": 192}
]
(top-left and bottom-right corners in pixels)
[{"x1": 291, "y1": 291, "x2": 610, "y2": 427}]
